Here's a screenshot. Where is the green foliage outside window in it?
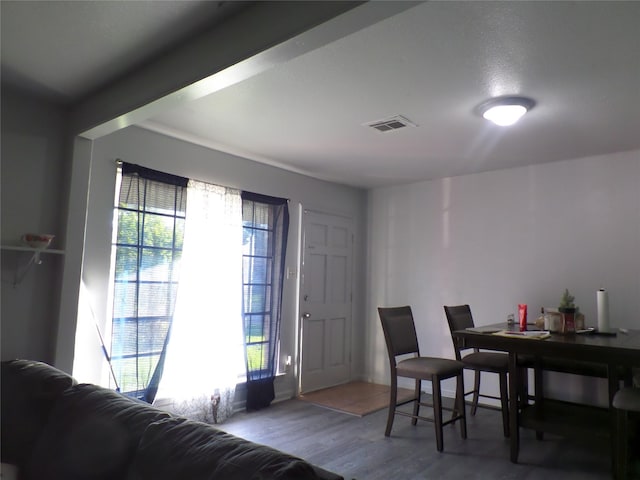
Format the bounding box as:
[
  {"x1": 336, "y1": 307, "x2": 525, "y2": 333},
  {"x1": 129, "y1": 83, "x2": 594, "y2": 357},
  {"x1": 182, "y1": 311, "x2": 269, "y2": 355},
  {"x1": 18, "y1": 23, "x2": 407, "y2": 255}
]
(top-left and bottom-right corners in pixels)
[{"x1": 115, "y1": 209, "x2": 184, "y2": 276}]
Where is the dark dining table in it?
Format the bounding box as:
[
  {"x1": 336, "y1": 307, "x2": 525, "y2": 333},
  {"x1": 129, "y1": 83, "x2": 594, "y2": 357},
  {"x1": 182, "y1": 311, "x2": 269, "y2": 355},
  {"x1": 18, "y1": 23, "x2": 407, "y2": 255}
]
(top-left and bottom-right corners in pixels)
[{"x1": 452, "y1": 323, "x2": 640, "y2": 477}]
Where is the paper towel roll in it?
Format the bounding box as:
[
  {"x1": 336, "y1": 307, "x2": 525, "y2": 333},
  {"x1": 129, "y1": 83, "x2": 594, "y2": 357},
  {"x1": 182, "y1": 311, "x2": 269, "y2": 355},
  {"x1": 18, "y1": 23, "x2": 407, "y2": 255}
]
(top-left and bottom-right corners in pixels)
[{"x1": 597, "y1": 289, "x2": 610, "y2": 332}]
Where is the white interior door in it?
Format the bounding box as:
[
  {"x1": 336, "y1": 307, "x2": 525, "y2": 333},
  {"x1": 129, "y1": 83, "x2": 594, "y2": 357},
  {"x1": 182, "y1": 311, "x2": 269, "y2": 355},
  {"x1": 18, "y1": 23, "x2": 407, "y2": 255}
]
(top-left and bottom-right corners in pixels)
[{"x1": 299, "y1": 209, "x2": 353, "y2": 394}]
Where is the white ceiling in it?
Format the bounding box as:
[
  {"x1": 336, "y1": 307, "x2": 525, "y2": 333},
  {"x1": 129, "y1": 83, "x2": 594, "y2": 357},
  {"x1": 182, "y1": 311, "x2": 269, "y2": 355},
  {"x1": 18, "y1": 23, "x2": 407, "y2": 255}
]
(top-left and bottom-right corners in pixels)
[
  {"x1": 3, "y1": 1, "x2": 640, "y2": 189},
  {"x1": 0, "y1": 0, "x2": 250, "y2": 102}
]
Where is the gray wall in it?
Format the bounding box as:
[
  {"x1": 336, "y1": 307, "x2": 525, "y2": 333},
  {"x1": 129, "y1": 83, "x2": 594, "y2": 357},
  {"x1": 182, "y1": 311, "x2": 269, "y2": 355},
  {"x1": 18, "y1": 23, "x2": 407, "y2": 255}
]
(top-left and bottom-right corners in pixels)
[
  {"x1": 366, "y1": 149, "x2": 640, "y2": 405},
  {"x1": 1, "y1": 86, "x2": 70, "y2": 363},
  {"x1": 66, "y1": 125, "x2": 368, "y2": 400}
]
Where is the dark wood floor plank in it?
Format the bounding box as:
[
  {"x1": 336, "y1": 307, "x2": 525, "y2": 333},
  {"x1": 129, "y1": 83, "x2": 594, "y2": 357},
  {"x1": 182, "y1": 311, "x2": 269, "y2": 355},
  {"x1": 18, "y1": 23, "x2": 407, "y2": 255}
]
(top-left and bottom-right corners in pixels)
[{"x1": 220, "y1": 397, "x2": 611, "y2": 479}]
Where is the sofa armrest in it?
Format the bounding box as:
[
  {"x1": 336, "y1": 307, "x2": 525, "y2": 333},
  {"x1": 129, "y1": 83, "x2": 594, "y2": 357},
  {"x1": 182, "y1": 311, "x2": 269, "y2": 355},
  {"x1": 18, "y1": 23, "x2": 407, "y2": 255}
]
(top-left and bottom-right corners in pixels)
[
  {"x1": 1, "y1": 359, "x2": 76, "y2": 467},
  {"x1": 25, "y1": 384, "x2": 170, "y2": 480}
]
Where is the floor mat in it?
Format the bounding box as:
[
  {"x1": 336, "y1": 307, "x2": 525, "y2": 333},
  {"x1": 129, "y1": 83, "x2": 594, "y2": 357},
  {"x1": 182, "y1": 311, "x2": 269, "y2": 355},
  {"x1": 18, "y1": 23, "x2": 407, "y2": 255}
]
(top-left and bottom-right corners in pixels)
[{"x1": 298, "y1": 381, "x2": 415, "y2": 417}]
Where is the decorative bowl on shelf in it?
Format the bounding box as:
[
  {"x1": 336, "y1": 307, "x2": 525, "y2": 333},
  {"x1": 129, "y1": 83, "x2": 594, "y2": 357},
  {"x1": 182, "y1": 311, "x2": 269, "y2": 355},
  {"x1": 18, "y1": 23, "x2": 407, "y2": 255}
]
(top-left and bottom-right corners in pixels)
[{"x1": 21, "y1": 233, "x2": 55, "y2": 249}]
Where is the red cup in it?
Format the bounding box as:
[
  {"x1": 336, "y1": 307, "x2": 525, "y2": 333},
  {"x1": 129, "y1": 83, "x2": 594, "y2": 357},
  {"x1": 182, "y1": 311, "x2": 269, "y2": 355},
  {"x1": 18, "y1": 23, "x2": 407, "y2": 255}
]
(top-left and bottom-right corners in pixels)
[{"x1": 518, "y1": 304, "x2": 528, "y2": 331}]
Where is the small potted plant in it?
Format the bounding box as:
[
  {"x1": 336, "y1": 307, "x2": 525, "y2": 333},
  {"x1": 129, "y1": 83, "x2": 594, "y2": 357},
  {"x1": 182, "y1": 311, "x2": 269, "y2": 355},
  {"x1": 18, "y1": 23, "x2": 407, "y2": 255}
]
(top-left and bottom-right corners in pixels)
[{"x1": 558, "y1": 288, "x2": 578, "y2": 333}]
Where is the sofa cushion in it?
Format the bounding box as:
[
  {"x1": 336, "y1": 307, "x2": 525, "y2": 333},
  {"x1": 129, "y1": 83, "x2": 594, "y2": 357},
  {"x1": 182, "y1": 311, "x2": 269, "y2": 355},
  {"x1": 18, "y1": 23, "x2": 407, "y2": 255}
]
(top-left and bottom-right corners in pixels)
[
  {"x1": 24, "y1": 383, "x2": 170, "y2": 480},
  {"x1": 126, "y1": 417, "x2": 325, "y2": 480},
  {"x1": 1, "y1": 359, "x2": 76, "y2": 467}
]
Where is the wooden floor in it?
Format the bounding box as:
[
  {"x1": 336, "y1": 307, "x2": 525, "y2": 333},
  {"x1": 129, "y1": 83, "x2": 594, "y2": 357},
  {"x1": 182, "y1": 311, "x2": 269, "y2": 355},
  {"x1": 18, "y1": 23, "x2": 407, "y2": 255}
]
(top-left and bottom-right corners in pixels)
[
  {"x1": 220, "y1": 395, "x2": 614, "y2": 480},
  {"x1": 298, "y1": 381, "x2": 415, "y2": 417}
]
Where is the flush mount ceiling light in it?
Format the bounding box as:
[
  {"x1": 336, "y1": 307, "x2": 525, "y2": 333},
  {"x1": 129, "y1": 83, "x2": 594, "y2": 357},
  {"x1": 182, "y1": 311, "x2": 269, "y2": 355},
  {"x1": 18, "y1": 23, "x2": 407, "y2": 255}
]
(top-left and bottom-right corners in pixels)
[{"x1": 476, "y1": 96, "x2": 536, "y2": 126}]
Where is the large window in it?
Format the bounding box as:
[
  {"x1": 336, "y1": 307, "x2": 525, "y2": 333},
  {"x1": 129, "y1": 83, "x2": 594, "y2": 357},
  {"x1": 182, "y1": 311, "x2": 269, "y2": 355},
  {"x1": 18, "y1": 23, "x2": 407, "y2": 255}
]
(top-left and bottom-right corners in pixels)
[
  {"x1": 110, "y1": 163, "x2": 187, "y2": 398},
  {"x1": 107, "y1": 164, "x2": 287, "y2": 411},
  {"x1": 242, "y1": 192, "x2": 289, "y2": 409},
  {"x1": 242, "y1": 201, "x2": 275, "y2": 376}
]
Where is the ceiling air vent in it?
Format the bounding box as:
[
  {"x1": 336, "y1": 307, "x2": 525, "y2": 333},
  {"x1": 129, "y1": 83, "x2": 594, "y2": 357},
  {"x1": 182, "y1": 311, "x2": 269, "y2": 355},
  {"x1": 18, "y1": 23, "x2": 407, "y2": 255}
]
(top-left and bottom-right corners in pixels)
[{"x1": 364, "y1": 115, "x2": 418, "y2": 133}]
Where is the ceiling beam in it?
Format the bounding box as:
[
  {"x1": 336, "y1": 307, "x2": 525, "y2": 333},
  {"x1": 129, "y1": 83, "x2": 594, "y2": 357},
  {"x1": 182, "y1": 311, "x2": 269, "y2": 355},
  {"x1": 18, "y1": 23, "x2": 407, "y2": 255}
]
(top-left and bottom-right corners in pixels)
[{"x1": 72, "y1": 1, "x2": 421, "y2": 139}]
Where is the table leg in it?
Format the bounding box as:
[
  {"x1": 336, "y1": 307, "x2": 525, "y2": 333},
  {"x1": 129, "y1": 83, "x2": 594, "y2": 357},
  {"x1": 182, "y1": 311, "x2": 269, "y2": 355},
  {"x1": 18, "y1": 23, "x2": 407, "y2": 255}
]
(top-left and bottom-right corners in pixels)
[
  {"x1": 509, "y1": 352, "x2": 520, "y2": 463},
  {"x1": 534, "y1": 357, "x2": 544, "y2": 441},
  {"x1": 608, "y1": 364, "x2": 620, "y2": 478}
]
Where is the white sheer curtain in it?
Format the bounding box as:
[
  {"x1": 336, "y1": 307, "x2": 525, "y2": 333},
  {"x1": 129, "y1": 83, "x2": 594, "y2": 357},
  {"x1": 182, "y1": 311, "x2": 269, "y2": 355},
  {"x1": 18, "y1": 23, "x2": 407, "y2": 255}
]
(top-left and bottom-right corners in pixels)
[{"x1": 154, "y1": 180, "x2": 245, "y2": 424}]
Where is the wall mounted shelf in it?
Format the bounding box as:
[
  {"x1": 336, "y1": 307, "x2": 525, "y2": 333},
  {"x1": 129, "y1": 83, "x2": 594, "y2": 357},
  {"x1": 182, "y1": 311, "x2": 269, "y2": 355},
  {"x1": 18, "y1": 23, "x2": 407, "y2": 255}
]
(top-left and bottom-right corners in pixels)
[{"x1": 1, "y1": 245, "x2": 65, "y2": 286}]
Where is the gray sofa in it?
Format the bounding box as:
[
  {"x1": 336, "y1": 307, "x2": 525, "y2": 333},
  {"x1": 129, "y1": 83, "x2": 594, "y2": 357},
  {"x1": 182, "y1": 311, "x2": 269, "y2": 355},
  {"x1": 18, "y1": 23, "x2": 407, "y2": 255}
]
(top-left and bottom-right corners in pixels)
[{"x1": 1, "y1": 359, "x2": 343, "y2": 480}]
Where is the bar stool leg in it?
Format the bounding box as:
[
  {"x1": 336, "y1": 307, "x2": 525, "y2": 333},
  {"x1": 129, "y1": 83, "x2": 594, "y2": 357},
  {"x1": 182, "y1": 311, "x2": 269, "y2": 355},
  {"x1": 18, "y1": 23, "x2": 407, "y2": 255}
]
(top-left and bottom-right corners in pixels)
[
  {"x1": 457, "y1": 372, "x2": 467, "y2": 439},
  {"x1": 499, "y1": 371, "x2": 510, "y2": 437},
  {"x1": 471, "y1": 370, "x2": 480, "y2": 415},
  {"x1": 385, "y1": 375, "x2": 398, "y2": 436},
  {"x1": 412, "y1": 378, "x2": 421, "y2": 425},
  {"x1": 617, "y1": 407, "x2": 628, "y2": 480},
  {"x1": 432, "y1": 378, "x2": 444, "y2": 452}
]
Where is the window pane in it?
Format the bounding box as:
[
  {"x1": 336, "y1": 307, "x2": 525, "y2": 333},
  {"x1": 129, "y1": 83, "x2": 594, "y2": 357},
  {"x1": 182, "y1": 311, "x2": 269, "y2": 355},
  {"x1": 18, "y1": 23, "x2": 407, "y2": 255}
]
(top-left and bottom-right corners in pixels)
[
  {"x1": 143, "y1": 183, "x2": 185, "y2": 215},
  {"x1": 111, "y1": 318, "x2": 139, "y2": 356},
  {"x1": 114, "y1": 246, "x2": 139, "y2": 280},
  {"x1": 242, "y1": 342, "x2": 269, "y2": 371},
  {"x1": 137, "y1": 317, "x2": 171, "y2": 354},
  {"x1": 245, "y1": 313, "x2": 265, "y2": 342},
  {"x1": 112, "y1": 354, "x2": 158, "y2": 395},
  {"x1": 242, "y1": 257, "x2": 271, "y2": 283},
  {"x1": 245, "y1": 342, "x2": 268, "y2": 371},
  {"x1": 118, "y1": 176, "x2": 141, "y2": 209},
  {"x1": 243, "y1": 203, "x2": 271, "y2": 228},
  {"x1": 117, "y1": 210, "x2": 140, "y2": 245},
  {"x1": 142, "y1": 213, "x2": 179, "y2": 249},
  {"x1": 244, "y1": 229, "x2": 270, "y2": 256},
  {"x1": 137, "y1": 283, "x2": 178, "y2": 317},
  {"x1": 112, "y1": 282, "x2": 137, "y2": 318},
  {"x1": 245, "y1": 314, "x2": 273, "y2": 342},
  {"x1": 174, "y1": 218, "x2": 185, "y2": 249},
  {"x1": 139, "y1": 250, "x2": 181, "y2": 282},
  {"x1": 244, "y1": 284, "x2": 273, "y2": 313}
]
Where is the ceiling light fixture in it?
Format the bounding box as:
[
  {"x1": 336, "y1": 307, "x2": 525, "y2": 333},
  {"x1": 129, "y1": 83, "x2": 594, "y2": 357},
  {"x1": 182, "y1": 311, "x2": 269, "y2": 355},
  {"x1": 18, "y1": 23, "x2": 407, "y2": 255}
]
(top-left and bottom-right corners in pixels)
[{"x1": 476, "y1": 96, "x2": 536, "y2": 127}]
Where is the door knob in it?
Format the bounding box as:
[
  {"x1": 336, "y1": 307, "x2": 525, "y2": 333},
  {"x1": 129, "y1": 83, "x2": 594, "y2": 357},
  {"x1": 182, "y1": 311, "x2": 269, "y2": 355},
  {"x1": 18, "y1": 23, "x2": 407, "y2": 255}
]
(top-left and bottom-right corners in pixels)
[{"x1": 302, "y1": 312, "x2": 311, "y2": 319}]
